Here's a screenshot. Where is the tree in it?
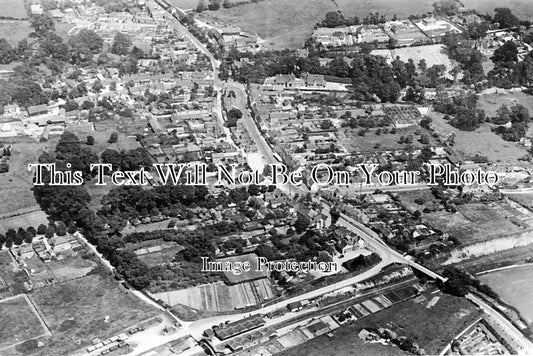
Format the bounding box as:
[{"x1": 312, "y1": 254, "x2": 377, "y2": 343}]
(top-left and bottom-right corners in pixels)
[
  {"x1": 196, "y1": 0, "x2": 206, "y2": 12},
  {"x1": 492, "y1": 41, "x2": 518, "y2": 63},
  {"x1": 86, "y1": 135, "x2": 95, "y2": 146},
  {"x1": 69, "y1": 29, "x2": 103, "y2": 54},
  {"x1": 111, "y1": 33, "x2": 132, "y2": 56},
  {"x1": 15, "y1": 228, "x2": 25, "y2": 245},
  {"x1": 37, "y1": 224, "x2": 47, "y2": 235},
  {"x1": 320, "y1": 11, "x2": 346, "y2": 27},
  {"x1": 108, "y1": 132, "x2": 119, "y2": 144},
  {"x1": 56, "y1": 221, "x2": 67, "y2": 236},
  {"x1": 294, "y1": 214, "x2": 310, "y2": 233},
  {"x1": 29, "y1": 14, "x2": 55, "y2": 37},
  {"x1": 24, "y1": 229, "x2": 35, "y2": 244},
  {"x1": 0, "y1": 39, "x2": 15, "y2": 64},
  {"x1": 432, "y1": 0, "x2": 459, "y2": 15},
  {"x1": 494, "y1": 8, "x2": 520, "y2": 29},
  {"x1": 223, "y1": 0, "x2": 232, "y2": 8},
  {"x1": 208, "y1": 0, "x2": 221, "y2": 10}
]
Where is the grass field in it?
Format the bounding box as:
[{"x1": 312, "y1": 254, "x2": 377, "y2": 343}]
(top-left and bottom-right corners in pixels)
[
  {"x1": 339, "y1": 125, "x2": 437, "y2": 152},
  {"x1": 0, "y1": 0, "x2": 27, "y2": 19},
  {"x1": 197, "y1": 0, "x2": 434, "y2": 49},
  {"x1": 0, "y1": 139, "x2": 51, "y2": 215},
  {"x1": 425, "y1": 202, "x2": 524, "y2": 245},
  {"x1": 429, "y1": 110, "x2": 528, "y2": 163},
  {"x1": 462, "y1": 0, "x2": 533, "y2": 20},
  {"x1": 0, "y1": 210, "x2": 48, "y2": 234},
  {"x1": 0, "y1": 21, "x2": 32, "y2": 45},
  {"x1": 479, "y1": 265, "x2": 533, "y2": 323},
  {"x1": 373, "y1": 45, "x2": 456, "y2": 75},
  {"x1": 478, "y1": 92, "x2": 533, "y2": 118},
  {"x1": 0, "y1": 295, "x2": 48, "y2": 350},
  {"x1": 30, "y1": 274, "x2": 158, "y2": 355}
]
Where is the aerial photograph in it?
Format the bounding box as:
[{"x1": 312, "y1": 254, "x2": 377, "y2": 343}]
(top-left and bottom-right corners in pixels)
[{"x1": 1, "y1": 0, "x2": 533, "y2": 355}]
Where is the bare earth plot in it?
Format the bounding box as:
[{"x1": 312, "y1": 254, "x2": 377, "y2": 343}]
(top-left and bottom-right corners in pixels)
[
  {"x1": 429, "y1": 111, "x2": 527, "y2": 163},
  {"x1": 479, "y1": 265, "x2": 533, "y2": 323},
  {"x1": 0, "y1": 0, "x2": 27, "y2": 18},
  {"x1": 0, "y1": 294, "x2": 49, "y2": 350}
]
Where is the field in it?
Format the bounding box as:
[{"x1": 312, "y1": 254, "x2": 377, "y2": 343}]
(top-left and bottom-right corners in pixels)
[
  {"x1": 0, "y1": 139, "x2": 50, "y2": 215},
  {"x1": 477, "y1": 92, "x2": 533, "y2": 118},
  {"x1": 462, "y1": 0, "x2": 533, "y2": 20},
  {"x1": 153, "y1": 279, "x2": 276, "y2": 313},
  {"x1": 0, "y1": 210, "x2": 48, "y2": 234},
  {"x1": 197, "y1": 0, "x2": 434, "y2": 49},
  {"x1": 338, "y1": 125, "x2": 437, "y2": 152},
  {"x1": 283, "y1": 291, "x2": 480, "y2": 356},
  {"x1": 0, "y1": 21, "x2": 32, "y2": 45},
  {"x1": 429, "y1": 110, "x2": 528, "y2": 163},
  {"x1": 0, "y1": 295, "x2": 49, "y2": 350},
  {"x1": 0, "y1": 0, "x2": 27, "y2": 19},
  {"x1": 29, "y1": 274, "x2": 158, "y2": 355},
  {"x1": 425, "y1": 202, "x2": 526, "y2": 245},
  {"x1": 373, "y1": 45, "x2": 455, "y2": 75},
  {"x1": 479, "y1": 265, "x2": 533, "y2": 323}
]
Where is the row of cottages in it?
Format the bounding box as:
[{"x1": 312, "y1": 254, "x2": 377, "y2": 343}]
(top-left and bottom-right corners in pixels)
[{"x1": 266, "y1": 73, "x2": 326, "y2": 89}]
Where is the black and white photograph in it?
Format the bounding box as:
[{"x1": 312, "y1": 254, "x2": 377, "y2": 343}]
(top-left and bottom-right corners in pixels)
[{"x1": 1, "y1": 0, "x2": 533, "y2": 355}]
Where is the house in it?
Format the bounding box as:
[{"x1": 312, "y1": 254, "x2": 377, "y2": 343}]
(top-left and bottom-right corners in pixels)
[
  {"x1": 27, "y1": 105, "x2": 49, "y2": 117},
  {"x1": 264, "y1": 188, "x2": 290, "y2": 206}
]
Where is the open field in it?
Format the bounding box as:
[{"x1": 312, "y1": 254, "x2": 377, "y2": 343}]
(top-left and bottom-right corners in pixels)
[
  {"x1": 0, "y1": 210, "x2": 48, "y2": 234},
  {"x1": 373, "y1": 45, "x2": 455, "y2": 74},
  {"x1": 0, "y1": 0, "x2": 27, "y2": 19},
  {"x1": 479, "y1": 265, "x2": 533, "y2": 323},
  {"x1": 0, "y1": 21, "x2": 32, "y2": 45},
  {"x1": 425, "y1": 202, "x2": 526, "y2": 245},
  {"x1": 0, "y1": 294, "x2": 49, "y2": 350},
  {"x1": 462, "y1": 0, "x2": 533, "y2": 20},
  {"x1": 283, "y1": 291, "x2": 480, "y2": 356},
  {"x1": 338, "y1": 126, "x2": 437, "y2": 152},
  {"x1": 478, "y1": 91, "x2": 533, "y2": 118},
  {"x1": 29, "y1": 274, "x2": 158, "y2": 355},
  {"x1": 197, "y1": 0, "x2": 434, "y2": 49},
  {"x1": 47, "y1": 255, "x2": 98, "y2": 283},
  {"x1": 429, "y1": 110, "x2": 528, "y2": 163},
  {"x1": 0, "y1": 138, "x2": 50, "y2": 215}
]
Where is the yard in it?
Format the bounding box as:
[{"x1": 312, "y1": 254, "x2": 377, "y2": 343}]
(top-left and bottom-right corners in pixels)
[
  {"x1": 196, "y1": 0, "x2": 434, "y2": 49},
  {"x1": 29, "y1": 274, "x2": 159, "y2": 355},
  {"x1": 0, "y1": 295, "x2": 49, "y2": 351},
  {"x1": 0, "y1": 0, "x2": 27, "y2": 19}
]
